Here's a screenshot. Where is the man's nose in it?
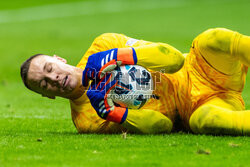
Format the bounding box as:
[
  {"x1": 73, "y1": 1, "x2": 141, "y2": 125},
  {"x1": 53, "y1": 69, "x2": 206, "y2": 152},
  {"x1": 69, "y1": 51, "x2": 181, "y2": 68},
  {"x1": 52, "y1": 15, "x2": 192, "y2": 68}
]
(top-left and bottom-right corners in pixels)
[{"x1": 46, "y1": 73, "x2": 60, "y2": 84}]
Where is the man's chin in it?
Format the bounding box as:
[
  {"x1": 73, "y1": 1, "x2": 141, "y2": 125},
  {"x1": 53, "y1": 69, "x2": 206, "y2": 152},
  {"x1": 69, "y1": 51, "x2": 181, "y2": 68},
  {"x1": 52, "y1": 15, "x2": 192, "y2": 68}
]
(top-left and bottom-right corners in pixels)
[{"x1": 62, "y1": 85, "x2": 84, "y2": 99}]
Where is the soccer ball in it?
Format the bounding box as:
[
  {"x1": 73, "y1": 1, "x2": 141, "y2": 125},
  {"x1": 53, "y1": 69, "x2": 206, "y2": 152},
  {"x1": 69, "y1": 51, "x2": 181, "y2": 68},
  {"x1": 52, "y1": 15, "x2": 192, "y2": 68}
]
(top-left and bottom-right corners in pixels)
[{"x1": 110, "y1": 65, "x2": 154, "y2": 109}]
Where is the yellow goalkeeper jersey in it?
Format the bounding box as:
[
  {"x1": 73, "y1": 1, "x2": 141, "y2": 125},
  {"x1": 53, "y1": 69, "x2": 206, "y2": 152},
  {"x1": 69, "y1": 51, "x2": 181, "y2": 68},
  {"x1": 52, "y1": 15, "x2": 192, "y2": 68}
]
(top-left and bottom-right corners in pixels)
[{"x1": 70, "y1": 32, "x2": 247, "y2": 133}]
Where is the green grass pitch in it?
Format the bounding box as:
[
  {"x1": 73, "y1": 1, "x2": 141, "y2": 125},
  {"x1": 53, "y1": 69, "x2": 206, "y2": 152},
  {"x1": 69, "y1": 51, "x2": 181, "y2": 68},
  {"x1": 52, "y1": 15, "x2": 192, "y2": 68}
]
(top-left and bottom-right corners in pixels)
[{"x1": 0, "y1": 0, "x2": 250, "y2": 166}]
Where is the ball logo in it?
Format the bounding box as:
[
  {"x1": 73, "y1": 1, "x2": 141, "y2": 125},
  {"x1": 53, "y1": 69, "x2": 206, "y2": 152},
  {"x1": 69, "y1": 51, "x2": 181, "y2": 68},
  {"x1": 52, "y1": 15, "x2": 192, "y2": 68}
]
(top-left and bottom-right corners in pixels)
[{"x1": 109, "y1": 65, "x2": 154, "y2": 109}]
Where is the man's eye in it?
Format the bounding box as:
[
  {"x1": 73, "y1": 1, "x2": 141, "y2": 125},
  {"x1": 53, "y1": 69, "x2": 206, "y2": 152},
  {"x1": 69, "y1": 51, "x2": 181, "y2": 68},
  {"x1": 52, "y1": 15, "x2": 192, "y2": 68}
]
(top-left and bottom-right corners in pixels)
[{"x1": 47, "y1": 65, "x2": 52, "y2": 72}]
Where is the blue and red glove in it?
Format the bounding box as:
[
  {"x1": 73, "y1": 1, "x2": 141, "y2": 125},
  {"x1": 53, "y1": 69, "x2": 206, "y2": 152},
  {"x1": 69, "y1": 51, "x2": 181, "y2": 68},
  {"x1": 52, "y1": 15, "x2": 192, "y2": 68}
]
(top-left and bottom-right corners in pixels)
[
  {"x1": 86, "y1": 74, "x2": 128, "y2": 124},
  {"x1": 82, "y1": 48, "x2": 137, "y2": 87}
]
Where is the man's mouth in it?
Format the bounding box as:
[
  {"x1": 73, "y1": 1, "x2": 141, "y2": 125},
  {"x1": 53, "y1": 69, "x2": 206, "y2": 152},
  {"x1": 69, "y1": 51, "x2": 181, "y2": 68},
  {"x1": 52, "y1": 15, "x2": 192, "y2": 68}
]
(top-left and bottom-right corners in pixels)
[{"x1": 62, "y1": 75, "x2": 69, "y2": 88}]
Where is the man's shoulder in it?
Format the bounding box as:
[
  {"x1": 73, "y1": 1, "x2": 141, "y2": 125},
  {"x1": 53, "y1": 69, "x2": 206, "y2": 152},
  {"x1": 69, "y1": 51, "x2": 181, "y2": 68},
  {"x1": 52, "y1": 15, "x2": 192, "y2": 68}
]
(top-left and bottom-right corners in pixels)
[{"x1": 69, "y1": 93, "x2": 88, "y2": 106}]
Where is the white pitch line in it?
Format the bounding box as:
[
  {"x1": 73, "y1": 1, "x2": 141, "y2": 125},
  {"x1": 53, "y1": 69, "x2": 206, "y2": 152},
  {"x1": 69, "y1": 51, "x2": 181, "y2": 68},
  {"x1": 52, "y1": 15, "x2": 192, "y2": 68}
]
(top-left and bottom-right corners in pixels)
[
  {"x1": 0, "y1": 0, "x2": 187, "y2": 24},
  {"x1": 0, "y1": 115, "x2": 69, "y2": 120}
]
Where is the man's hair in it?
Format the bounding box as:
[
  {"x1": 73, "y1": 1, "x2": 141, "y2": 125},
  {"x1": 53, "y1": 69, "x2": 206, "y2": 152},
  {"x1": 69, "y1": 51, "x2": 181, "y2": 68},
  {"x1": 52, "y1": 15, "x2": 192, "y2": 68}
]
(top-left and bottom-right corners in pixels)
[{"x1": 20, "y1": 54, "x2": 43, "y2": 90}]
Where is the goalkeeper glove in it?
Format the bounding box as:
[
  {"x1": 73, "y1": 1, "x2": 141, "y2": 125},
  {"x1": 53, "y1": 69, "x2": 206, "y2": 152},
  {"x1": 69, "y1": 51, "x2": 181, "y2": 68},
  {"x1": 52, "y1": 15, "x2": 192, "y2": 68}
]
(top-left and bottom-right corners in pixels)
[
  {"x1": 82, "y1": 48, "x2": 137, "y2": 87},
  {"x1": 86, "y1": 74, "x2": 128, "y2": 123}
]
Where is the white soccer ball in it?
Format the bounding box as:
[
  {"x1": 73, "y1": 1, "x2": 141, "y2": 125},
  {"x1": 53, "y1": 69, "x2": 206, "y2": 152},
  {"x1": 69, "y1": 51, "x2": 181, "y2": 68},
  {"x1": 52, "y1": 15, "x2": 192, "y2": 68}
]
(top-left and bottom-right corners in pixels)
[{"x1": 110, "y1": 65, "x2": 154, "y2": 109}]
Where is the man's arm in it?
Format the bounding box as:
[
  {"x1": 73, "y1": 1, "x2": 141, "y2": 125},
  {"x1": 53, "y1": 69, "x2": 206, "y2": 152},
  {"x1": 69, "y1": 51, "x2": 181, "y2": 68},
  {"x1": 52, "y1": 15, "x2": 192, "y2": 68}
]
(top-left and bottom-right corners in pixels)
[
  {"x1": 122, "y1": 108, "x2": 173, "y2": 134},
  {"x1": 78, "y1": 33, "x2": 185, "y2": 74},
  {"x1": 81, "y1": 33, "x2": 179, "y2": 134},
  {"x1": 86, "y1": 73, "x2": 173, "y2": 134},
  {"x1": 133, "y1": 42, "x2": 184, "y2": 73}
]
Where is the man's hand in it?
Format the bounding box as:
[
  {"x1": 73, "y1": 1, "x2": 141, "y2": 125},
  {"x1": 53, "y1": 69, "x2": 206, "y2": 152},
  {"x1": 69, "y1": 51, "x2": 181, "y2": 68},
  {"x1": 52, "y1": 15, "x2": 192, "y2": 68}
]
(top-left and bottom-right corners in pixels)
[
  {"x1": 87, "y1": 74, "x2": 128, "y2": 123},
  {"x1": 82, "y1": 48, "x2": 137, "y2": 87}
]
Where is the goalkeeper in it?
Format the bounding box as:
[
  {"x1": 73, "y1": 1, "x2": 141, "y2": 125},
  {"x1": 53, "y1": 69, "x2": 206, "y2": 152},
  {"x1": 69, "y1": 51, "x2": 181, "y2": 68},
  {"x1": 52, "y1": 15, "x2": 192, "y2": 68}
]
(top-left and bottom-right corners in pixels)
[{"x1": 21, "y1": 28, "x2": 250, "y2": 135}]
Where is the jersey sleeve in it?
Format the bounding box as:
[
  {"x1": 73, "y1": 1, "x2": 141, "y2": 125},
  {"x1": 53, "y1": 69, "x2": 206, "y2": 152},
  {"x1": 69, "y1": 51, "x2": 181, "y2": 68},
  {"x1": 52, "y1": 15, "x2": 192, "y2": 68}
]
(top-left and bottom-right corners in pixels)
[
  {"x1": 134, "y1": 42, "x2": 184, "y2": 73},
  {"x1": 77, "y1": 33, "x2": 185, "y2": 74},
  {"x1": 122, "y1": 108, "x2": 173, "y2": 134},
  {"x1": 77, "y1": 33, "x2": 131, "y2": 69}
]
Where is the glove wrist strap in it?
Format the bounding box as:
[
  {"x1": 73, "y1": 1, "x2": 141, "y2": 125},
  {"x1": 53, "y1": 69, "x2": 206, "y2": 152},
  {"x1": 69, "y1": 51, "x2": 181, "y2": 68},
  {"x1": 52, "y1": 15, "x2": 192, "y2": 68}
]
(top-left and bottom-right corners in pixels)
[{"x1": 117, "y1": 48, "x2": 137, "y2": 65}]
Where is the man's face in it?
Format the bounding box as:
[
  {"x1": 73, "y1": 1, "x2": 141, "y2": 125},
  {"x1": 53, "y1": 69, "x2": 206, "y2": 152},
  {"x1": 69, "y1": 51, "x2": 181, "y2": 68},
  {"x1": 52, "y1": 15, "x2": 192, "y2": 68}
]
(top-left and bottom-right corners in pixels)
[{"x1": 27, "y1": 55, "x2": 81, "y2": 99}]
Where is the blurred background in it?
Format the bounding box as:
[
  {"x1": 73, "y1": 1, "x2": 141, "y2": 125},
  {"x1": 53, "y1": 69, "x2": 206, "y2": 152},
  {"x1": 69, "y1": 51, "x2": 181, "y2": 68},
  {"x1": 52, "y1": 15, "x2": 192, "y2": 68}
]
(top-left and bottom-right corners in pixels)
[{"x1": 0, "y1": 0, "x2": 250, "y2": 132}]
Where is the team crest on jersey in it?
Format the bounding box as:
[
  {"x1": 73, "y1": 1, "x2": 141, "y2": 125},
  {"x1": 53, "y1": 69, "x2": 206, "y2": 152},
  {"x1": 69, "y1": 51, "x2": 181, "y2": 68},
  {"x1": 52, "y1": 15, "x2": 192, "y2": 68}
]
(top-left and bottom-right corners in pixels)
[{"x1": 126, "y1": 38, "x2": 139, "y2": 46}]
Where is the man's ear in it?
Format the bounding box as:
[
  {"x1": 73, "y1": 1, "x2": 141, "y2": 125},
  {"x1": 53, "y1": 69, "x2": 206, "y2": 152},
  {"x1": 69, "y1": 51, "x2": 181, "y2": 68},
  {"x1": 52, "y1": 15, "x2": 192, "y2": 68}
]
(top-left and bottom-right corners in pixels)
[
  {"x1": 42, "y1": 94, "x2": 56, "y2": 99},
  {"x1": 53, "y1": 55, "x2": 67, "y2": 64}
]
